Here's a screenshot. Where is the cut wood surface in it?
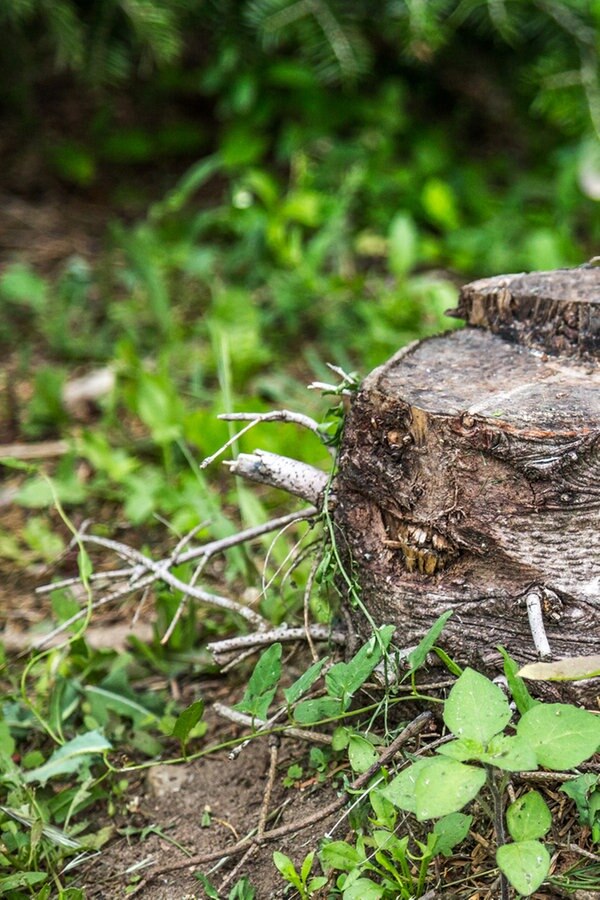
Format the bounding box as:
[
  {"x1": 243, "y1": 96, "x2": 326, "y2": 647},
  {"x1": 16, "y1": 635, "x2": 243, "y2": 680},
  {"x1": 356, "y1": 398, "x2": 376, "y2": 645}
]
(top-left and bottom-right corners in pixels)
[
  {"x1": 451, "y1": 265, "x2": 600, "y2": 359},
  {"x1": 335, "y1": 267, "x2": 600, "y2": 702}
]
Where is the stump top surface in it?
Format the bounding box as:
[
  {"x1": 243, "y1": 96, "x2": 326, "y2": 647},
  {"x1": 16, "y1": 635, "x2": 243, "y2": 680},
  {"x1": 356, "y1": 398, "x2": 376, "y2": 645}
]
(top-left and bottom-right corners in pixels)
[
  {"x1": 454, "y1": 266, "x2": 600, "y2": 359},
  {"x1": 369, "y1": 328, "x2": 600, "y2": 432}
]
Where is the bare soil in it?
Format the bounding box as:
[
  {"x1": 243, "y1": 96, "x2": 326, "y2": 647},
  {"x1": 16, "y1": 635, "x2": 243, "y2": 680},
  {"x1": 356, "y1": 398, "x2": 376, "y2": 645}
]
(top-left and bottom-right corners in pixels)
[{"x1": 76, "y1": 737, "x2": 342, "y2": 899}]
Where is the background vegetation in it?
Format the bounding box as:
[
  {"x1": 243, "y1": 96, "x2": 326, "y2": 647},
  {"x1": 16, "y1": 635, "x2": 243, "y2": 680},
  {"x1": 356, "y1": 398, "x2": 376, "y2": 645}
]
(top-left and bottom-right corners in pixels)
[{"x1": 1, "y1": 1, "x2": 599, "y2": 896}]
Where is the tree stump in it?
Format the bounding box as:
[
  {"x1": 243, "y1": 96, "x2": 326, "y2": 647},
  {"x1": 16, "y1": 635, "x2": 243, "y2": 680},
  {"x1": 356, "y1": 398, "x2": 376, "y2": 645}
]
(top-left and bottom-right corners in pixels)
[{"x1": 334, "y1": 266, "x2": 600, "y2": 703}]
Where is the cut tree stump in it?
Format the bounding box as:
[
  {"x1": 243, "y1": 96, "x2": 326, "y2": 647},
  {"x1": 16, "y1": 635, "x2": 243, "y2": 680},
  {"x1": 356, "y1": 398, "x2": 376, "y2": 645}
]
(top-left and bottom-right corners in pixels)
[{"x1": 334, "y1": 266, "x2": 600, "y2": 703}]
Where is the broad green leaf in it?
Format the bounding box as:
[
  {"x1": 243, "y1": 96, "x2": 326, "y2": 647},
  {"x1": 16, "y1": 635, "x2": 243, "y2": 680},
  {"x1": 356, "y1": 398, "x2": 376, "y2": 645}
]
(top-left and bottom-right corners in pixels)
[
  {"x1": 23, "y1": 730, "x2": 112, "y2": 784},
  {"x1": 506, "y1": 791, "x2": 552, "y2": 842},
  {"x1": 0, "y1": 871, "x2": 47, "y2": 891},
  {"x1": 331, "y1": 726, "x2": 350, "y2": 751},
  {"x1": 368, "y1": 787, "x2": 397, "y2": 829},
  {"x1": 499, "y1": 646, "x2": 539, "y2": 714},
  {"x1": 171, "y1": 699, "x2": 205, "y2": 746},
  {"x1": 380, "y1": 758, "x2": 436, "y2": 812},
  {"x1": 234, "y1": 643, "x2": 282, "y2": 722},
  {"x1": 414, "y1": 757, "x2": 486, "y2": 820},
  {"x1": 293, "y1": 696, "x2": 342, "y2": 725},
  {"x1": 477, "y1": 734, "x2": 538, "y2": 772},
  {"x1": 85, "y1": 685, "x2": 157, "y2": 726},
  {"x1": 407, "y1": 610, "x2": 453, "y2": 674},
  {"x1": 496, "y1": 840, "x2": 550, "y2": 896},
  {"x1": 319, "y1": 840, "x2": 362, "y2": 872},
  {"x1": 433, "y1": 812, "x2": 473, "y2": 857},
  {"x1": 518, "y1": 655, "x2": 600, "y2": 682},
  {"x1": 273, "y1": 850, "x2": 301, "y2": 889},
  {"x1": 437, "y1": 737, "x2": 484, "y2": 762},
  {"x1": 342, "y1": 877, "x2": 384, "y2": 900},
  {"x1": 444, "y1": 668, "x2": 511, "y2": 744},
  {"x1": 347, "y1": 734, "x2": 379, "y2": 773},
  {"x1": 284, "y1": 657, "x2": 328, "y2": 705},
  {"x1": 325, "y1": 625, "x2": 395, "y2": 703},
  {"x1": 517, "y1": 703, "x2": 600, "y2": 770}
]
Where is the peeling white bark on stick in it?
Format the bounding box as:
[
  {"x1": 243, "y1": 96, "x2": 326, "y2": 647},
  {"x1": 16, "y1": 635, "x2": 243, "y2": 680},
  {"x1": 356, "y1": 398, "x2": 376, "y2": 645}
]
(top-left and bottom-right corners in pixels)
[{"x1": 226, "y1": 450, "x2": 329, "y2": 505}]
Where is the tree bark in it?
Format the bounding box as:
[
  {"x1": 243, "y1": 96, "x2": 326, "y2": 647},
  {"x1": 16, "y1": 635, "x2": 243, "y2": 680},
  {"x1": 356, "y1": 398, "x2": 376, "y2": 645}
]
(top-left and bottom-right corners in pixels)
[{"x1": 334, "y1": 266, "x2": 600, "y2": 703}]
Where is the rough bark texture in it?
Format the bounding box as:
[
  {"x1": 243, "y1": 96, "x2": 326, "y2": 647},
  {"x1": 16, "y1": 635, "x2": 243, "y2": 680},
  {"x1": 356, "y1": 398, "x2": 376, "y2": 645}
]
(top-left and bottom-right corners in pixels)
[{"x1": 335, "y1": 267, "x2": 600, "y2": 703}]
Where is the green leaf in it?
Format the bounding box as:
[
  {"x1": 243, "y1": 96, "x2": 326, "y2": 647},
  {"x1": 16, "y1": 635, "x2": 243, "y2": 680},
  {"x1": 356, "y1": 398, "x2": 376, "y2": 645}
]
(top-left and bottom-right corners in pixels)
[
  {"x1": 272, "y1": 850, "x2": 301, "y2": 890},
  {"x1": 518, "y1": 655, "x2": 600, "y2": 682},
  {"x1": 342, "y1": 877, "x2": 384, "y2": 899},
  {"x1": 171, "y1": 699, "x2": 205, "y2": 747},
  {"x1": 347, "y1": 734, "x2": 379, "y2": 773},
  {"x1": 0, "y1": 263, "x2": 47, "y2": 308},
  {"x1": 560, "y1": 773, "x2": 600, "y2": 825},
  {"x1": 23, "y1": 730, "x2": 112, "y2": 784},
  {"x1": 517, "y1": 703, "x2": 600, "y2": 770},
  {"x1": 498, "y1": 646, "x2": 539, "y2": 714},
  {"x1": 293, "y1": 697, "x2": 343, "y2": 724},
  {"x1": 414, "y1": 757, "x2": 486, "y2": 821},
  {"x1": 437, "y1": 737, "x2": 484, "y2": 762},
  {"x1": 85, "y1": 685, "x2": 158, "y2": 726},
  {"x1": 234, "y1": 643, "x2": 282, "y2": 721},
  {"x1": 0, "y1": 720, "x2": 16, "y2": 758},
  {"x1": 325, "y1": 625, "x2": 395, "y2": 703},
  {"x1": 284, "y1": 656, "x2": 328, "y2": 705},
  {"x1": 300, "y1": 850, "x2": 315, "y2": 885},
  {"x1": 319, "y1": 840, "x2": 362, "y2": 872},
  {"x1": 506, "y1": 791, "x2": 552, "y2": 842},
  {"x1": 407, "y1": 610, "x2": 453, "y2": 674},
  {"x1": 0, "y1": 871, "x2": 47, "y2": 891},
  {"x1": 380, "y1": 758, "x2": 435, "y2": 812},
  {"x1": 477, "y1": 734, "x2": 538, "y2": 772},
  {"x1": 496, "y1": 840, "x2": 550, "y2": 896},
  {"x1": 433, "y1": 812, "x2": 473, "y2": 857},
  {"x1": 444, "y1": 668, "x2": 511, "y2": 744}
]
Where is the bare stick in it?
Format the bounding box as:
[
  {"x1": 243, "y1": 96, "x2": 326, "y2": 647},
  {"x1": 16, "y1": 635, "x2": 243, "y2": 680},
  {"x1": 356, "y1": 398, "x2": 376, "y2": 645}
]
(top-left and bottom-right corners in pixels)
[
  {"x1": 258, "y1": 737, "x2": 279, "y2": 837},
  {"x1": 212, "y1": 702, "x2": 333, "y2": 746},
  {"x1": 177, "y1": 507, "x2": 319, "y2": 565},
  {"x1": 201, "y1": 409, "x2": 334, "y2": 469},
  {"x1": 79, "y1": 534, "x2": 267, "y2": 628},
  {"x1": 208, "y1": 624, "x2": 345, "y2": 663},
  {"x1": 146, "y1": 711, "x2": 433, "y2": 878},
  {"x1": 226, "y1": 450, "x2": 328, "y2": 504},
  {"x1": 0, "y1": 440, "x2": 69, "y2": 460},
  {"x1": 525, "y1": 587, "x2": 552, "y2": 658}
]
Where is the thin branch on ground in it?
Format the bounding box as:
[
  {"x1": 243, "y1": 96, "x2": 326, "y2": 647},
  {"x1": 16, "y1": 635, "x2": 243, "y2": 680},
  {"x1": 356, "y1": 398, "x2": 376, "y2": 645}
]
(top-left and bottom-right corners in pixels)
[
  {"x1": 33, "y1": 509, "x2": 320, "y2": 646},
  {"x1": 258, "y1": 736, "x2": 280, "y2": 837},
  {"x1": 208, "y1": 624, "x2": 345, "y2": 664},
  {"x1": 212, "y1": 702, "x2": 333, "y2": 746}
]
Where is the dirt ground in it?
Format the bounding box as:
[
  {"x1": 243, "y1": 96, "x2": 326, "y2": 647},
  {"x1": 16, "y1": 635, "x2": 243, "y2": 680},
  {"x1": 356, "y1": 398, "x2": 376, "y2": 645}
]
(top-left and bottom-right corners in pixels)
[{"x1": 76, "y1": 736, "x2": 342, "y2": 898}]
